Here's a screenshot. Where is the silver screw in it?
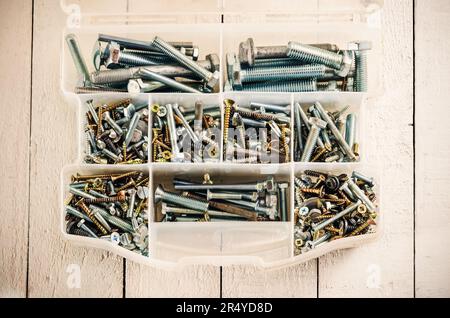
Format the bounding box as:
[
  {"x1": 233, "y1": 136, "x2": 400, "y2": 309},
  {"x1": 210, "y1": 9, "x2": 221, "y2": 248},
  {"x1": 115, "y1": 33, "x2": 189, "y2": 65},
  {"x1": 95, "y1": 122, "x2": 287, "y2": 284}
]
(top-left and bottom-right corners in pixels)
[
  {"x1": 300, "y1": 117, "x2": 327, "y2": 162},
  {"x1": 346, "y1": 178, "x2": 376, "y2": 213},
  {"x1": 207, "y1": 190, "x2": 243, "y2": 200},
  {"x1": 154, "y1": 185, "x2": 209, "y2": 212},
  {"x1": 294, "y1": 102, "x2": 304, "y2": 157},
  {"x1": 126, "y1": 189, "x2": 137, "y2": 218},
  {"x1": 312, "y1": 200, "x2": 361, "y2": 232},
  {"x1": 349, "y1": 41, "x2": 372, "y2": 92},
  {"x1": 124, "y1": 112, "x2": 141, "y2": 147},
  {"x1": 65, "y1": 34, "x2": 91, "y2": 86},
  {"x1": 313, "y1": 101, "x2": 357, "y2": 161},
  {"x1": 138, "y1": 68, "x2": 201, "y2": 93},
  {"x1": 309, "y1": 105, "x2": 332, "y2": 150},
  {"x1": 98, "y1": 34, "x2": 193, "y2": 51},
  {"x1": 152, "y1": 36, "x2": 220, "y2": 90},
  {"x1": 103, "y1": 111, "x2": 123, "y2": 136},
  {"x1": 287, "y1": 42, "x2": 353, "y2": 77},
  {"x1": 352, "y1": 171, "x2": 374, "y2": 187},
  {"x1": 279, "y1": 183, "x2": 288, "y2": 221},
  {"x1": 92, "y1": 205, "x2": 133, "y2": 233},
  {"x1": 77, "y1": 219, "x2": 98, "y2": 238},
  {"x1": 165, "y1": 104, "x2": 181, "y2": 160},
  {"x1": 250, "y1": 102, "x2": 291, "y2": 115},
  {"x1": 172, "y1": 103, "x2": 200, "y2": 143},
  {"x1": 345, "y1": 113, "x2": 357, "y2": 149},
  {"x1": 296, "y1": 102, "x2": 324, "y2": 149}
]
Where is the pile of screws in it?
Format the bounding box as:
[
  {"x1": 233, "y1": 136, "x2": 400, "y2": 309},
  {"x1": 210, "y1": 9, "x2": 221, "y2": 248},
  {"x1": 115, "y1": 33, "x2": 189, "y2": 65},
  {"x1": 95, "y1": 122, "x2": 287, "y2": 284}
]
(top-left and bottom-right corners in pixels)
[
  {"x1": 152, "y1": 101, "x2": 220, "y2": 162},
  {"x1": 65, "y1": 171, "x2": 149, "y2": 256},
  {"x1": 155, "y1": 174, "x2": 289, "y2": 222},
  {"x1": 66, "y1": 33, "x2": 220, "y2": 94},
  {"x1": 83, "y1": 98, "x2": 149, "y2": 164},
  {"x1": 223, "y1": 99, "x2": 291, "y2": 163},
  {"x1": 294, "y1": 102, "x2": 359, "y2": 162},
  {"x1": 226, "y1": 38, "x2": 371, "y2": 92},
  {"x1": 294, "y1": 170, "x2": 377, "y2": 255}
]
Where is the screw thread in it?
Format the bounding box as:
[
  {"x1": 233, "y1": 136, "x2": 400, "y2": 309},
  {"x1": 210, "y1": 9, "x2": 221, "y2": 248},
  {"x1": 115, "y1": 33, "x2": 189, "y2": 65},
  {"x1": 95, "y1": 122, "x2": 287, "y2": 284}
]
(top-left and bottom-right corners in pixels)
[
  {"x1": 84, "y1": 195, "x2": 125, "y2": 204},
  {"x1": 241, "y1": 64, "x2": 326, "y2": 83},
  {"x1": 355, "y1": 51, "x2": 368, "y2": 92},
  {"x1": 300, "y1": 126, "x2": 321, "y2": 162},
  {"x1": 252, "y1": 58, "x2": 303, "y2": 69},
  {"x1": 75, "y1": 86, "x2": 127, "y2": 94},
  {"x1": 161, "y1": 190, "x2": 209, "y2": 212},
  {"x1": 90, "y1": 67, "x2": 139, "y2": 84},
  {"x1": 153, "y1": 36, "x2": 211, "y2": 80},
  {"x1": 69, "y1": 227, "x2": 91, "y2": 237},
  {"x1": 301, "y1": 187, "x2": 322, "y2": 195},
  {"x1": 241, "y1": 79, "x2": 317, "y2": 92},
  {"x1": 287, "y1": 42, "x2": 343, "y2": 70},
  {"x1": 294, "y1": 177, "x2": 308, "y2": 189},
  {"x1": 118, "y1": 51, "x2": 172, "y2": 67},
  {"x1": 77, "y1": 201, "x2": 108, "y2": 235},
  {"x1": 223, "y1": 100, "x2": 232, "y2": 147}
]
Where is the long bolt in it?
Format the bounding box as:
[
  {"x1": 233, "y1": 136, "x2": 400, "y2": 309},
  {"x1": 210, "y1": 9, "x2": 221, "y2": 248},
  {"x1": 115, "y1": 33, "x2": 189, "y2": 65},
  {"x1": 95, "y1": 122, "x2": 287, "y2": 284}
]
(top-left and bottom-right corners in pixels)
[
  {"x1": 65, "y1": 34, "x2": 91, "y2": 86},
  {"x1": 279, "y1": 183, "x2": 288, "y2": 221},
  {"x1": 98, "y1": 34, "x2": 193, "y2": 51},
  {"x1": 124, "y1": 112, "x2": 141, "y2": 147},
  {"x1": 154, "y1": 185, "x2": 209, "y2": 212},
  {"x1": 346, "y1": 179, "x2": 376, "y2": 213},
  {"x1": 91, "y1": 205, "x2": 133, "y2": 233},
  {"x1": 76, "y1": 199, "x2": 108, "y2": 235},
  {"x1": 294, "y1": 102, "x2": 304, "y2": 156},
  {"x1": 300, "y1": 117, "x2": 327, "y2": 162},
  {"x1": 312, "y1": 200, "x2": 361, "y2": 232},
  {"x1": 162, "y1": 204, "x2": 245, "y2": 220},
  {"x1": 69, "y1": 187, "x2": 96, "y2": 200},
  {"x1": 238, "y1": 64, "x2": 326, "y2": 83},
  {"x1": 165, "y1": 104, "x2": 180, "y2": 156},
  {"x1": 250, "y1": 102, "x2": 291, "y2": 115},
  {"x1": 76, "y1": 220, "x2": 98, "y2": 238},
  {"x1": 309, "y1": 105, "x2": 332, "y2": 150},
  {"x1": 241, "y1": 79, "x2": 317, "y2": 92},
  {"x1": 172, "y1": 103, "x2": 200, "y2": 143},
  {"x1": 66, "y1": 206, "x2": 92, "y2": 223},
  {"x1": 345, "y1": 113, "x2": 357, "y2": 149},
  {"x1": 296, "y1": 102, "x2": 324, "y2": 148},
  {"x1": 138, "y1": 68, "x2": 200, "y2": 93},
  {"x1": 313, "y1": 101, "x2": 357, "y2": 161},
  {"x1": 103, "y1": 111, "x2": 123, "y2": 136},
  {"x1": 152, "y1": 36, "x2": 219, "y2": 90},
  {"x1": 127, "y1": 189, "x2": 137, "y2": 218}
]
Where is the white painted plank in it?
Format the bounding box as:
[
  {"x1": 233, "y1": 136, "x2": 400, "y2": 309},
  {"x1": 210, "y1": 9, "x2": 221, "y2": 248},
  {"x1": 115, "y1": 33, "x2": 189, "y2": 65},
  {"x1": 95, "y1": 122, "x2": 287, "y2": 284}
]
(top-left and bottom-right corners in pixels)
[
  {"x1": 415, "y1": 0, "x2": 450, "y2": 298},
  {"x1": 124, "y1": 0, "x2": 221, "y2": 298},
  {"x1": 0, "y1": 0, "x2": 32, "y2": 298},
  {"x1": 27, "y1": 0, "x2": 127, "y2": 297},
  {"x1": 318, "y1": 0, "x2": 414, "y2": 297}
]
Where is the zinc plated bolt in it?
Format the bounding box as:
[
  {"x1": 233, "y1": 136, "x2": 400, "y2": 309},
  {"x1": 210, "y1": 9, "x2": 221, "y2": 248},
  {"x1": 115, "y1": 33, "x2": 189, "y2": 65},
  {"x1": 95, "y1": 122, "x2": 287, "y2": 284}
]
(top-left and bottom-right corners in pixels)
[
  {"x1": 65, "y1": 34, "x2": 91, "y2": 86},
  {"x1": 91, "y1": 205, "x2": 134, "y2": 233},
  {"x1": 294, "y1": 102, "x2": 304, "y2": 156},
  {"x1": 352, "y1": 171, "x2": 374, "y2": 187},
  {"x1": 349, "y1": 41, "x2": 372, "y2": 92},
  {"x1": 66, "y1": 205, "x2": 92, "y2": 223},
  {"x1": 127, "y1": 189, "x2": 137, "y2": 218},
  {"x1": 235, "y1": 64, "x2": 326, "y2": 85},
  {"x1": 345, "y1": 113, "x2": 357, "y2": 149},
  {"x1": 76, "y1": 219, "x2": 98, "y2": 238},
  {"x1": 152, "y1": 36, "x2": 220, "y2": 90},
  {"x1": 69, "y1": 187, "x2": 96, "y2": 200},
  {"x1": 313, "y1": 101, "x2": 357, "y2": 161},
  {"x1": 161, "y1": 204, "x2": 245, "y2": 220},
  {"x1": 309, "y1": 105, "x2": 332, "y2": 150},
  {"x1": 165, "y1": 104, "x2": 181, "y2": 160},
  {"x1": 241, "y1": 79, "x2": 317, "y2": 92},
  {"x1": 346, "y1": 178, "x2": 376, "y2": 213},
  {"x1": 98, "y1": 34, "x2": 193, "y2": 51},
  {"x1": 124, "y1": 112, "x2": 141, "y2": 147},
  {"x1": 300, "y1": 117, "x2": 327, "y2": 162},
  {"x1": 154, "y1": 185, "x2": 209, "y2": 212},
  {"x1": 241, "y1": 117, "x2": 267, "y2": 128},
  {"x1": 279, "y1": 183, "x2": 288, "y2": 221},
  {"x1": 312, "y1": 200, "x2": 361, "y2": 232},
  {"x1": 287, "y1": 42, "x2": 353, "y2": 77},
  {"x1": 138, "y1": 68, "x2": 201, "y2": 93},
  {"x1": 207, "y1": 190, "x2": 243, "y2": 200},
  {"x1": 103, "y1": 111, "x2": 123, "y2": 136},
  {"x1": 172, "y1": 103, "x2": 200, "y2": 143},
  {"x1": 296, "y1": 102, "x2": 325, "y2": 149}
]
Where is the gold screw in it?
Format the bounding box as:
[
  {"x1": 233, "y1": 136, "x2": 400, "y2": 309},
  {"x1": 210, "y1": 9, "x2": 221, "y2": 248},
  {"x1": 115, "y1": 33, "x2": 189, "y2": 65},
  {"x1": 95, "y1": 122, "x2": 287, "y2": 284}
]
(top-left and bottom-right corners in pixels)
[{"x1": 75, "y1": 199, "x2": 108, "y2": 235}]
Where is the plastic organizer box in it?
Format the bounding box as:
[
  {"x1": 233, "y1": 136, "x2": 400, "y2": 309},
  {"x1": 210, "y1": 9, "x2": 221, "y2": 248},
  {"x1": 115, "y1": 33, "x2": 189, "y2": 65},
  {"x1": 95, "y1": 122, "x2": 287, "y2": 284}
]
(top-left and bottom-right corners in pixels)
[{"x1": 61, "y1": 0, "x2": 384, "y2": 269}]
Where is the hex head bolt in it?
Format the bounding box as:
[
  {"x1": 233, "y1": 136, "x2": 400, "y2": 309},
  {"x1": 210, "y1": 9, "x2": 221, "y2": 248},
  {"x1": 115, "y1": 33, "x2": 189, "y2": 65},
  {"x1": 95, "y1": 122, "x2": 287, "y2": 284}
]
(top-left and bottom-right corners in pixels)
[
  {"x1": 103, "y1": 111, "x2": 123, "y2": 136},
  {"x1": 154, "y1": 185, "x2": 209, "y2": 212},
  {"x1": 152, "y1": 36, "x2": 220, "y2": 90},
  {"x1": 313, "y1": 101, "x2": 357, "y2": 161},
  {"x1": 65, "y1": 34, "x2": 91, "y2": 86},
  {"x1": 241, "y1": 79, "x2": 317, "y2": 92},
  {"x1": 287, "y1": 42, "x2": 353, "y2": 77},
  {"x1": 76, "y1": 220, "x2": 98, "y2": 238},
  {"x1": 349, "y1": 41, "x2": 372, "y2": 92},
  {"x1": 346, "y1": 178, "x2": 376, "y2": 213},
  {"x1": 345, "y1": 113, "x2": 357, "y2": 149},
  {"x1": 352, "y1": 171, "x2": 374, "y2": 187},
  {"x1": 138, "y1": 68, "x2": 201, "y2": 93},
  {"x1": 312, "y1": 200, "x2": 361, "y2": 232},
  {"x1": 300, "y1": 117, "x2": 327, "y2": 162}
]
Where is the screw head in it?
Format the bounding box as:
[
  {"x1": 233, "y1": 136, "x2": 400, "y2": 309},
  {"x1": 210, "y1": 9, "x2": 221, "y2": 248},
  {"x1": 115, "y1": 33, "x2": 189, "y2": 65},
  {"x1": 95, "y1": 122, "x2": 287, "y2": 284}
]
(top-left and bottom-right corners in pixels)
[
  {"x1": 239, "y1": 38, "x2": 255, "y2": 67},
  {"x1": 154, "y1": 185, "x2": 164, "y2": 203},
  {"x1": 309, "y1": 117, "x2": 327, "y2": 129}
]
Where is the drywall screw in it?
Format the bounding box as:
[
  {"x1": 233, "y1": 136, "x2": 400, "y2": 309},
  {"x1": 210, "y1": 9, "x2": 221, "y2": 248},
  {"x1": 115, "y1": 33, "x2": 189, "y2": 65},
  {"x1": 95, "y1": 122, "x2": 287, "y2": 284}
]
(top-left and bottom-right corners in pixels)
[
  {"x1": 279, "y1": 183, "x2": 288, "y2": 221},
  {"x1": 154, "y1": 185, "x2": 209, "y2": 212},
  {"x1": 287, "y1": 42, "x2": 353, "y2": 76},
  {"x1": 352, "y1": 171, "x2": 374, "y2": 187},
  {"x1": 349, "y1": 41, "x2": 372, "y2": 92},
  {"x1": 313, "y1": 101, "x2": 357, "y2": 161},
  {"x1": 152, "y1": 36, "x2": 220, "y2": 90},
  {"x1": 235, "y1": 64, "x2": 326, "y2": 85},
  {"x1": 75, "y1": 199, "x2": 108, "y2": 235},
  {"x1": 127, "y1": 189, "x2": 137, "y2": 218},
  {"x1": 345, "y1": 113, "x2": 357, "y2": 149},
  {"x1": 346, "y1": 218, "x2": 376, "y2": 237},
  {"x1": 65, "y1": 34, "x2": 91, "y2": 86},
  {"x1": 312, "y1": 200, "x2": 361, "y2": 232},
  {"x1": 103, "y1": 111, "x2": 123, "y2": 136},
  {"x1": 138, "y1": 68, "x2": 201, "y2": 93},
  {"x1": 241, "y1": 79, "x2": 317, "y2": 92},
  {"x1": 250, "y1": 102, "x2": 291, "y2": 115},
  {"x1": 346, "y1": 179, "x2": 376, "y2": 213},
  {"x1": 300, "y1": 117, "x2": 327, "y2": 162},
  {"x1": 76, "y1": 219, "x2": 98, "y2": 238}
]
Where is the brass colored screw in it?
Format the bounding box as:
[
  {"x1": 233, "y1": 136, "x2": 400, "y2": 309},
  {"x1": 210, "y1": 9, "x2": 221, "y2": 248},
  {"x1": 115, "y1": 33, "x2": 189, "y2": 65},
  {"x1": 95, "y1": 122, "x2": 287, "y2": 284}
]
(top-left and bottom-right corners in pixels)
[
  {"x1": 75, "y1": 199, "x2": 108, "y2": 235},
  {"x1": 301, "y1": 186, "x2": 325, "y2": 197},
  {"x1": 311, "y1": 147, "x2": 327, "y2": 162},
  {"x1": 346, "y1": 219, "x2": 376, "y2": 237},
  {"x1": 103, "y1": 98, "x2": 132, "y2": 112},
  {"x1": 116, "y1": 179, "x2": 136, "y2": 192},
  {"x1": 135, "y1": 176, "x2": 149, "y2": 187},
  {"x1": 111, "y1": 171, "x2": 139, "y2": 182},
  {"x1": 223, "y1": 99, "x2": 233, "y2": 147},
  {"x1": 280, "y1": 125, "x2": 290, "y2": 163},
  {"x1": 122, "y1": 142, "x2": 127, "y2": 162},
  {"x1": 71, "y1": 173, "x2": 114, "y2": 182}
]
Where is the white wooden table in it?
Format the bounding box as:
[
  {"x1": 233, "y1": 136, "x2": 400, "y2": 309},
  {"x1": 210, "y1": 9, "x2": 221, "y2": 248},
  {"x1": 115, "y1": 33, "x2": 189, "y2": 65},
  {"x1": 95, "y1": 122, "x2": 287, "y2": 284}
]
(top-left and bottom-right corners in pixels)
[{"x1": 1, "y1": 0, "x2": 449, "y2": 298}]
